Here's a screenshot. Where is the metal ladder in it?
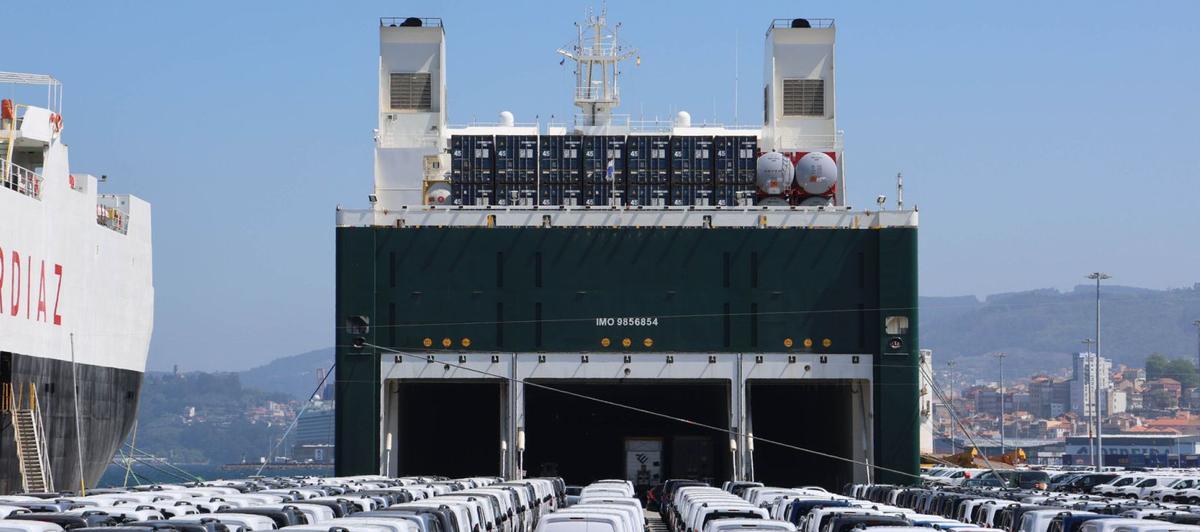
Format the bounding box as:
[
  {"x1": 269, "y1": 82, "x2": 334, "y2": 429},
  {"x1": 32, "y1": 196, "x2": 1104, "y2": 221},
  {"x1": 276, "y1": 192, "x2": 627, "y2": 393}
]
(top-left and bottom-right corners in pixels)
[{"x1": 4, "y1": 383, "x2": 54, "y2": 492}]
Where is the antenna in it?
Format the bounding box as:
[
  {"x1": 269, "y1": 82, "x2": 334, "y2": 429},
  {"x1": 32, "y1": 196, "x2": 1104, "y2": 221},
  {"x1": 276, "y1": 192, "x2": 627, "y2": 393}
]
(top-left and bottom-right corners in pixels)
[
  {"x1": 556, "y1": 3, "x2": 638, "y2": 127},
  {"x1": 734, "y1": 28, "x2": 739, "y2": 126},
  {"x1": 896, "y1": 172, "x2": 904, "y2": 210}
]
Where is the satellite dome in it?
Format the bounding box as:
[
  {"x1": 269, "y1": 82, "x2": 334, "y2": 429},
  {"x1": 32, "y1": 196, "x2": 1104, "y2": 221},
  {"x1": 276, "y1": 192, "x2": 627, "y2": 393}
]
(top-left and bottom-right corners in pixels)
[
  {"x1": 674, "y1": 111, "x2": 691, "y2": 127},
  {"x1": 795, "y1": 152, "x2": 837, "y2": 195}
]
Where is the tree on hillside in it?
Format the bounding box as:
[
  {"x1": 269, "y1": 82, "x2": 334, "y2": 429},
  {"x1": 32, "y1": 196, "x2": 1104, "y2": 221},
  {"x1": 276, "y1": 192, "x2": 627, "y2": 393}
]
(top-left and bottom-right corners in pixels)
[
  {"x1": 1167, "y1": 358, "x2": 1200, "y2": 389},
  {"x1": 1147, "y1": 353, "x2": 1170, "y2": 379},
  {"x1": 1144, "y1": 353, "x2": 1199, "y2": 388}
]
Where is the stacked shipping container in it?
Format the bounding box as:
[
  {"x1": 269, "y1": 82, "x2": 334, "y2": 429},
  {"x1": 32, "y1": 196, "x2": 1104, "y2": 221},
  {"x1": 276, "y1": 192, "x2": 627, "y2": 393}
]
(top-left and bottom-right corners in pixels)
[
  {"x1": 626, "y1": 135, "x2": 671, "y2": 207},
  {"x1": 579, "y1": 136, "x2": 628, "y2": 206},
  {"x1": 448, "y1": 134, "x2": 763, "y2": 207},
  {"x1": 494, "y1": 135, "x2": 538, "y2": 205},
  {"x1": 713, "y1": 136, "x2": 758, "y2": 207},
  {"x1": 450, "y1": 135, "x2": 495, "y2": 206},
  {"x1": 538, "y1": 135, "x2": 583, "y2": 206}
]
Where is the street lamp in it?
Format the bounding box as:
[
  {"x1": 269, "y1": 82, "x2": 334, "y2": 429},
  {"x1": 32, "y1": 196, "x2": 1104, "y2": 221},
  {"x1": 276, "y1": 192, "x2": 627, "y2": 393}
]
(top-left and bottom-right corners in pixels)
[
  {"x1": 1087, "y1": 271, "x2": 1110, "y2": 471},
  {"x1": 947, "y1": 360, "x2": 957, "y2": 454},
  {"x1": 996, "y1": 352, "x2": 1007, "y2": 456},
  {"x1": 1193, "y1": 321, "x2": 1200, "y2": 382},
  {"x1": 1082, "y1": 338, "x2": 1095, "y2": 467}
]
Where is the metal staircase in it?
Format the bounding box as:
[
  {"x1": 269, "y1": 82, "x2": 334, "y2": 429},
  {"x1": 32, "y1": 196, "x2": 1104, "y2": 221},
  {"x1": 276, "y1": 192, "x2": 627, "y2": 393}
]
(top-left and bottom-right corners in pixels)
[{"x1": 4, "y1": 383, "x2": 54, "y2": 492}]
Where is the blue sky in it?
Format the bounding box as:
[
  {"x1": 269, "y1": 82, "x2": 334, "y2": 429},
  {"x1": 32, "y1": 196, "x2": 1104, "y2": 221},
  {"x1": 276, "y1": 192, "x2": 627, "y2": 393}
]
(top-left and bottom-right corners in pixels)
[{"x1": 7, "y1": 1, "x2": 1198, "y2": 371}]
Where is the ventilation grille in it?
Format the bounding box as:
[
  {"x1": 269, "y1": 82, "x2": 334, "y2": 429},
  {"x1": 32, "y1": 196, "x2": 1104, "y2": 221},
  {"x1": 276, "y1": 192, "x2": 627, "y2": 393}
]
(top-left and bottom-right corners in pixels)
[
  {"x1": 390, "y1": 72, "x2": 432, "y2": 110},
  {"x1": 782, "y1": 79, "x2": 824, "y2": 116}
]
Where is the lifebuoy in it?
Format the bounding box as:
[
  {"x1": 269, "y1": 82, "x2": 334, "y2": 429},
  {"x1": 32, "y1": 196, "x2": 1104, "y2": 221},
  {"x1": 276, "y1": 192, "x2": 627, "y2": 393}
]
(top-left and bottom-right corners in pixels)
[{"x1": 50, "y1": 113, "x2": 63, "y2": 132}]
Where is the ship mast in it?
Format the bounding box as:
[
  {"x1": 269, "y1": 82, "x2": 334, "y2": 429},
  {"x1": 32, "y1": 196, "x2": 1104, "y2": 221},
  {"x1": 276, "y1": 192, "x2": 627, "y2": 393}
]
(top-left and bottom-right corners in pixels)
[{"x1": 556, "y1": 4, "x2": 637, "y2": 127}]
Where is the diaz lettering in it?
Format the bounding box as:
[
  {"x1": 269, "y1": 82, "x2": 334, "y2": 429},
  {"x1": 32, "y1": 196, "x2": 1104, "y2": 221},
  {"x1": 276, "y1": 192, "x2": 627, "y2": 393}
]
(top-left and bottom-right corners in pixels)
[{"x1": 0, "y1": 244, "x2": 64, "y2": 326}]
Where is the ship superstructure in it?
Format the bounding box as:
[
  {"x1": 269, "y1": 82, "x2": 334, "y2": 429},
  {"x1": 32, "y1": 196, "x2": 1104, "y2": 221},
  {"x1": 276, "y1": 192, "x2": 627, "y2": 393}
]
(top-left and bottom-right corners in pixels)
[
  {"x1": 337, "y1": 14, "x2": 917, "y2": 488},
  {"x1": 0, "y1": 73, "x2": 153, "y2": 493}
]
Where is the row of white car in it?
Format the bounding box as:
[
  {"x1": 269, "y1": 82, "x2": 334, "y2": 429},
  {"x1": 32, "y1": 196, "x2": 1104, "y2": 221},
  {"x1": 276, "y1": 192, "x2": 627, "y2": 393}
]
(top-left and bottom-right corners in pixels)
[
  {"x1": 535, "y1": 480, "x2": 645, "y2": 532},
  {"x1": 1091, "y1": 475, "x2": 1200, "y2": 503},
  {"x1": 662, "y1": 480, "x2": 1001, "y2": 532},
  {"x1": 850, "y1": 483, "x2": 1200, "y2": 532},
  {"x1": 0, "y1": 475, "x2": 564, "y2": 532}
]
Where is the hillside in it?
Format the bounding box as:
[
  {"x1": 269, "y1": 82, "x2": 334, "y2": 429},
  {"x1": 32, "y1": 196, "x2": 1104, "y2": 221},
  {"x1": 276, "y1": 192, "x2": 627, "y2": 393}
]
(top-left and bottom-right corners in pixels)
[
  {"x1": 134, "y1": 372, "x2": 295, "y2": 464},
  {"x1": 920, "y1": 283, "x2": 1200, "y2": 379},
  {"x1": 238, "y1": 347, "x2": 334, "y2": 399}
]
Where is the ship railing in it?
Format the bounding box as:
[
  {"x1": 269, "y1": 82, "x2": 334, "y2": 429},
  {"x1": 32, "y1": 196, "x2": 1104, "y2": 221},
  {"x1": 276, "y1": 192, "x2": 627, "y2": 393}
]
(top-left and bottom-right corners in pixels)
[
  {"x1": 447, "y1": 121, "x2": 540, "y2": 129},
  {"x1": 573, "y1": 86, "x2": 620, "y2": 102},
  {"x1": 96, "y1": 194, "x2": 130, "y2": 234},
  {"x1": 766, "y1": 18, "x2": 835, "y2": 35},
  {"x1": 379, "y1": 17, "x2": 443, "y2": 28},
  {"x1": 0, "y1": 157, "x2": 44, "y2": 200},
  {"x1": 774, "y1": 131, "x2": 844, "y2": 151},
  {"x1": 375, "y1": 129, "x2": 440, "y2": 149}
]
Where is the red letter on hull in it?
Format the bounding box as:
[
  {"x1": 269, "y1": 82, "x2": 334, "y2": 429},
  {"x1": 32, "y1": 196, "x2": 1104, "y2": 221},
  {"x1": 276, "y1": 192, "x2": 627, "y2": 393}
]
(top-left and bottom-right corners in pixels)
[
  {"x1": 10, "y1": 251, "x2": 19, "y2": 316},
  {"x1": 36, "y1": 260, "x2": 47, "y2": 322},
  {"x1": 53, "y1": 264, "x2": 63, "y2": 326}
]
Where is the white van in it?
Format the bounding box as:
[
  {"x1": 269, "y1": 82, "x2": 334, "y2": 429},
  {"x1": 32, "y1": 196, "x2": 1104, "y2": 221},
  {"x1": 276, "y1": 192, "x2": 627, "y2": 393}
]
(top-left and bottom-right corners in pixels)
[{"x1": 537, "y1": 514, "x2": 624, "y2": 532}]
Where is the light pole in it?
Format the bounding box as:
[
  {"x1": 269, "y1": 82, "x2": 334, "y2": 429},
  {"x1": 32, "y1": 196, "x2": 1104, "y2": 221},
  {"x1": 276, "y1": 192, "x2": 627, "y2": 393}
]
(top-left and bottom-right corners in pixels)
[
  {"x1": 1088, "y1": 272, "x2": 1110, "y2": 471},
  {"x1": 947, "y1": 360, "x2": 957, "y2": 454},
  {"x1": 996, "y1": 352, "x2": 1007, "y2": 456},
  {"x1": 1082, "y1": 338, "x2": 1095, "y2": 467},
  {"x1": 1193, "y1": 321, "x2": 1200, "y2": 383}
]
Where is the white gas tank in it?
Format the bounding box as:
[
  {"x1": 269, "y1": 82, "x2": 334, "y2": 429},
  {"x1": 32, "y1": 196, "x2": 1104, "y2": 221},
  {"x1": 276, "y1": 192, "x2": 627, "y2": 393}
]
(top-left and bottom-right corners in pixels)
[
  {"x1": 755, "y1": 152, "x2": 795, "y2": 195},
  {"x1": 795, "y1": 152, "x2": 838, "y2": 195},
  {"x1": 425, "y1": 182, "x2": 452, "y2": 205},
  {"x1": 798, "y1": 195, "x2": 832, "y2": 207}
]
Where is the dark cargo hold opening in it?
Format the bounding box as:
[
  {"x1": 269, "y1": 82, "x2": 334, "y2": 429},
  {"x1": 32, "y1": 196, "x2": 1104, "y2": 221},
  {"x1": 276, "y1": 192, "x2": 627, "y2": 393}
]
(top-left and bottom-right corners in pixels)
[
  {"x1": 524, "y1": 380, "x2": 730, "y2": 486},
  {"x1": 748, "y1": 380, "x2": 858, "y2": 490},
  {"x1": 394, "y1": 381, "x2": 503, "y2": 477}
]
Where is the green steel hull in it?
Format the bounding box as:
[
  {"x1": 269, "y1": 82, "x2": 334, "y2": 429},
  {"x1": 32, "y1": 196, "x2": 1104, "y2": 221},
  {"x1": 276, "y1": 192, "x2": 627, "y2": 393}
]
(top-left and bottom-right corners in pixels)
[{"x1": 335, "y1": 225, "x2": 919, "y2": 483}]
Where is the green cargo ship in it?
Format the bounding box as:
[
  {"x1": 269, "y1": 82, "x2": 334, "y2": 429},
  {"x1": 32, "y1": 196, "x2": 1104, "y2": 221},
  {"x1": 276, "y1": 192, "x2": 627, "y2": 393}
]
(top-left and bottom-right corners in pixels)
[{"x1": 335, "y1": 12, "x2": 920, "y2": 489}]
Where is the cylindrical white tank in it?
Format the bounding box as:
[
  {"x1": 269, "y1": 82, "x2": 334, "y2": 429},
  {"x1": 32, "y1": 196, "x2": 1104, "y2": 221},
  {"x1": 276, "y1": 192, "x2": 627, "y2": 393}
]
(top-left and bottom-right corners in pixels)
[
  {"x1": 756, "y1": 196, "x2": 790, "y2": 207},
  {"x1": 499, "y1": 111, "x2": 515, "y2": 127},
  {"x1": 425, "y1": 182, "x2": 451, "y2": 205},
  {"x1": 755, "y1": 152, "x2": 795, "y2": 195},
  {"x1": 674, "y1": 111, "x2": 691, "y2": 128},
  {"x1": 798, "y1": 195, "x2": 832, "y2": 207},
  {"x1": 795, "y1": 152, "x2": 838, "y2": 195}
]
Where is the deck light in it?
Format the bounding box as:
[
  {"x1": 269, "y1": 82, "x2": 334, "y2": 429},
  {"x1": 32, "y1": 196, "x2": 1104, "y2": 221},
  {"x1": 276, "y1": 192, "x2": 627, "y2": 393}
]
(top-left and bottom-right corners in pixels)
[
  {"x1": 422, "y1": 338, "x2": 433, "y2": 347},
  {"x1": 601, "y1": 337, "x2": 611, "y2": 347},
  {"x1": 441, "y1": 337, "x2": 452, "y2": 348},
  {"x1": 783, "y1": 338, "x2": 794, "y2": 348},
  {"x1": 803, "y1": 338, "x2": 813, "y2": 348},
  {"x1": 642, "y1": 338, "x2": 653, "y2": 348},
  {"x1": 822, "y1": 338, "x2": 832, "y2": 348},
  {"x1": 621, "y1": 338, "x2": 632, "y2": 348},
  {"x1": 461, "y1": 338, "x2": 471, "y2": 347}
]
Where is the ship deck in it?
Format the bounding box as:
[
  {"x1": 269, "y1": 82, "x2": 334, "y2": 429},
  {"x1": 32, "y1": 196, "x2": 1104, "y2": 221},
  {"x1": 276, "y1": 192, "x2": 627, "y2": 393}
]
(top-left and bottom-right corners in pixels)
[{"x1": 336, "y1": 205, "x2": 918, "y2": 229}]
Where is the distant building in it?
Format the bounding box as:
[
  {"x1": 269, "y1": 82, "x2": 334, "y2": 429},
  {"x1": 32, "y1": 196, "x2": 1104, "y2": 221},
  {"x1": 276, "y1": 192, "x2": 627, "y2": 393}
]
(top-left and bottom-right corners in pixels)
[
  {"x1": 919, "y1": 349, "x2": 934, "y2": 454},
  {"x1": 291, "y1": 400, "x2": 335, "y2": 459},
  {"x1": 1071, "y1": 352, "x2": 1112, "y2": 418},
  {"x1": 1063, "y1": 434, "x2": 1200, "y2": 467}
]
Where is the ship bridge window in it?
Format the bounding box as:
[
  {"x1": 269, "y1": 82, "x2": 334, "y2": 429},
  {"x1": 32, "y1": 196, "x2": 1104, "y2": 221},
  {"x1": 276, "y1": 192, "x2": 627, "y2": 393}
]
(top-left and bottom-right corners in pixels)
[
  {"x1": 884, "y1": 315, "x2": 909, "y2": 335},
  {"x1": 389, "y1": 72, "x2": 433, "y2": 110},
  {"x1": 782, "y1": 79, "x2": 825, "y2": 117}
]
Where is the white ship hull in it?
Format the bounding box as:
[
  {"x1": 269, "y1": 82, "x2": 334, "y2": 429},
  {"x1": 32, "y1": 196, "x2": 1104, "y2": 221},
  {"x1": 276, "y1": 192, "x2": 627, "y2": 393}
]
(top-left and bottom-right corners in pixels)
[{"x1": 0, "y1": 74, "x2": 153, "y2": 493}]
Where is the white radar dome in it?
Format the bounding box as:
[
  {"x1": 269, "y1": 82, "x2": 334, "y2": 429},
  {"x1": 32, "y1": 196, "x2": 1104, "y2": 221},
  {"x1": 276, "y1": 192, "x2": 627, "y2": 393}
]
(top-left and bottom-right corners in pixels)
[
  {"x1": 755, "y1": 152, "x2": 795, "y2": 195},
  {"x1": 795, "y1": 152, "x2": 838, "y2": 195},
  {"x1": 425, "y1": 182, "x2": 452, "y2": 205},
  {"x1": 674, "y1": 111, "x2": 692, "y2": 127},
  {"x1": 499, "y1": 111, "x2": 515, "y2": 127}
]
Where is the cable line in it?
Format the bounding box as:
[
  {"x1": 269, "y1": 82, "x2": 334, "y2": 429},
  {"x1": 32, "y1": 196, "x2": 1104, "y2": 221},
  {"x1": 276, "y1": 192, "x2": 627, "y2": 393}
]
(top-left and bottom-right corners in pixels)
[{"x1": 363, "y1": 341, "x2": 924, "y2": 482}]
